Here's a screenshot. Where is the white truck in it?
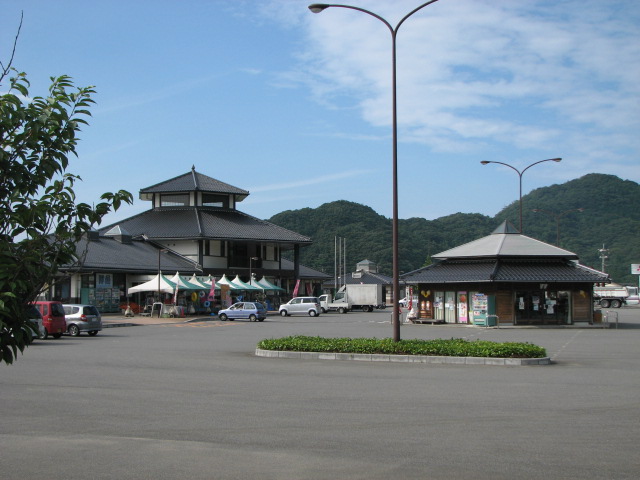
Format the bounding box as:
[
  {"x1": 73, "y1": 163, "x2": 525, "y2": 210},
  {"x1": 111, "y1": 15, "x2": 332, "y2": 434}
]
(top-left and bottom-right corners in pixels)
[
  {"x1": 318, "y1": 294, "x2": 351, "y2": 314},
  {"x1": 320, "y1": 284, "x2": 385, "y2": 313},
  {"x1": 593, "y1": 283, "x2": 630, "y2": 308}
]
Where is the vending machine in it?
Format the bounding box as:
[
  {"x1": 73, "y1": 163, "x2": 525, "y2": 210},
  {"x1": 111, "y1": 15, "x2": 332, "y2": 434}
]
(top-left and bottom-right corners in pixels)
[{"x1": 471, "y1": 293, "x2": 497, "y2": 326}]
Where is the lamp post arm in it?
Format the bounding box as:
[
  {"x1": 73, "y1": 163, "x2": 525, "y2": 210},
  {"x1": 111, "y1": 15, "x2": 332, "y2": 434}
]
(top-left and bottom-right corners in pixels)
[
  {"x1": 310, "y1": 4, "x2": 394, "y2": 33},
  {"x1": 309, "y1": 1, "x2": 442, "y2": 35},
  {"x1": 396, "y1": 0, "x2": 441, "y2": 32},
  {"x1": 483, "y1": 161, "x2": 522, "y2": 176},
  {"x1": 521, "y1": 157, "x2": 560, "y2": 176}
]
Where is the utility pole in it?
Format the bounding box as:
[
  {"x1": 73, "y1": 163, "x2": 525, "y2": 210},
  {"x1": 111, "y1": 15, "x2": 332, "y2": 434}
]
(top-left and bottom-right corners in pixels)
[{"x1": 598, "y1": 244, "x2": 609, "y2": 273}]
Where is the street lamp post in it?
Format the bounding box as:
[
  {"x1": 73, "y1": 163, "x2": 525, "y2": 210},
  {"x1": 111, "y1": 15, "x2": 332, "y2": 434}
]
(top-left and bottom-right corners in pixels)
[
  {"x1": 309, "y1": 1, "x2": 441, "y2": 342},
  {"x1": 480, "y1": 158, "x2": 562, "y2": 233},
  {"x1": 157, "y1": 248, "x2": 168, "y2": 316},
  {"x1": 249, "y1": 256, "x2": 259, "y2": 284},
  {"x1": 532, "y1": 208, "x2": 584, "y2": 246}
]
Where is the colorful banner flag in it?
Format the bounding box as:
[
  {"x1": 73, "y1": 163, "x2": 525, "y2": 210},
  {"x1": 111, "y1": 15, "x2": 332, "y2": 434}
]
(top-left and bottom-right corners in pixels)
[
  {"x1": 292, "y1": 279, "x2": 300, "y2": 297},
  {"x1": 208, "y1": 277, "x2": 216, "y2": 300}
]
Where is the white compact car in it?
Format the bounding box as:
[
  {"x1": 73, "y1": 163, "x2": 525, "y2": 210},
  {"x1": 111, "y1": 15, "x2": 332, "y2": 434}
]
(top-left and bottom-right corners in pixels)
[{"x1": 279, "y1": 297, "x2": 321, "y2": 317}]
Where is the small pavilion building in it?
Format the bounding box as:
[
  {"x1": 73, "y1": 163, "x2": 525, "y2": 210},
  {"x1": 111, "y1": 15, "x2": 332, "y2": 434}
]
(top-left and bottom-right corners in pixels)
[{"x1": 402, "y1": 221, "x2": 609, "y2": 326}]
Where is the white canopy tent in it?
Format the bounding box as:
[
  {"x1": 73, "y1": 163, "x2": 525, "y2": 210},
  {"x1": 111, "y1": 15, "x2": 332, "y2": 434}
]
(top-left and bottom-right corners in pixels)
[
  {"x1": 253, "y1": 277, "x2": 285, "y2": 292},
  {"x1": 231, "y1": 275, "x2": 261, "y2": 291},
  {"x1": 127, "y1": 273, "x2": 176, "y2": 295},
  {"x1": 216, "y1": 274, "x2": 242, "y2": 290},
  {"x1": 168, "y1": 272, "x2": 201, "y2": 290},
  {"x1": 188, "y1": 274, "x2": 215, "y2": 290}
]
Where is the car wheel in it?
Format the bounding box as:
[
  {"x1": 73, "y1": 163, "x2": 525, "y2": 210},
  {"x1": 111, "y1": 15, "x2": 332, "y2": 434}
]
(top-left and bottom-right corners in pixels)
[
  {"x1": 219, "y1": 314, "x2": 228, "y2": 321},
  {"x1": 321, "y1": 307, "x2": 327, "y2": 313},
  {"x1": 280, "y1": 310, "x2": 288, "y2": 317},
  {"x1": 308, "y1": 310, "x2": 317, "y2": 317},
  {"x1": 42, "y1": 328, "x2": 49, "y2": 340},
  {"x1": 610, "y1": 299, "x2": 622, "y2": 308},
  {"x1": 68, "y1": 324, "x2": 80, "y2": 337},
  {"x1": 249, "y1": 314, "x2": 257, "y2": 322},
  {"x1": 88, "y1": 331, "x2": 98, "y2": 336},
  {"x1": 338, "y1": 307, "x2": 346, "y2": 314},
  {"x1": 52, "y1": 333, "x2": 63, "y2": 339},
  {"x1": 600, "y1": 299, "x2": 610, "y2": 308}
]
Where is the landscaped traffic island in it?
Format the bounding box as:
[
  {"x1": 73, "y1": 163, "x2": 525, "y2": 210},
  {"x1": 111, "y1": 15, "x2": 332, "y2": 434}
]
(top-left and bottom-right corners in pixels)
[{"x1": 256, "y1": 336, "x2": 550, "y2": 365}]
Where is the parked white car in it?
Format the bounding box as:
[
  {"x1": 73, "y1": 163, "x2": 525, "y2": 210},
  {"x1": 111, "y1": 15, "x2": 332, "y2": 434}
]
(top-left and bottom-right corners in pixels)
[{"x1": 279, "y1": 297, "x2": 321, "y2": 317}]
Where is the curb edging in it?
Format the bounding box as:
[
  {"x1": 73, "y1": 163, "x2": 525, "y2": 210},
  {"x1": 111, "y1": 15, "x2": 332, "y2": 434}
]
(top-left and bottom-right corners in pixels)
[{"x1": 255, "y1": 348, "x2": 551, "y2": 366}]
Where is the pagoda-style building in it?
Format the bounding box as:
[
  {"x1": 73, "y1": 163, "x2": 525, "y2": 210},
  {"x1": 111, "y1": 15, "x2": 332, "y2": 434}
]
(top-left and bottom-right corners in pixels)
[
  {"x1": 51, "y1": 168, "x2": 328, "y2": 311},
  {"x1": 402, "y1": 221, "x2": 609, "y2": 325},
  {"x1": 101, "y1": 166, "x2": 312, "y2": 281}
]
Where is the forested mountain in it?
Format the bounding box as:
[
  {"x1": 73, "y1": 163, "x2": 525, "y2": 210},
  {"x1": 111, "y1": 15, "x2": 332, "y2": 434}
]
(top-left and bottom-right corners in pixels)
[{"x1": 268, "y1": 174, "x2": 640, "y2": 285}]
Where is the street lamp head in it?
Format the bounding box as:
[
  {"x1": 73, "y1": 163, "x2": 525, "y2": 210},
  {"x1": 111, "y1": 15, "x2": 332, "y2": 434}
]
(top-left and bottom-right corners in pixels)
[
  {"x1": 480, "y1": 161, "x2": 491, "y2": 165},
  {"x1": 308, "y1": 4, "x2": 330, "y2": 13},
  {"x1": 551, "y1": 158, "x2": 562, "y2": 162}
]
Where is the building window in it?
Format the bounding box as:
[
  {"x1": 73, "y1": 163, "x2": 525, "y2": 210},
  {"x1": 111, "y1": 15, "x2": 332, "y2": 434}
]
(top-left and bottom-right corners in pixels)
[
  {"x1": 161, "y1": 194, "x2": 189, "y2": 207},
  {"x1": 81, "y1": 274, "x2": 95, "y2": 289},
  {"x1": 263, "y1": 244, "x2": 278, "y2": 261},
  {"x1": 208, "y1": 240, "x2": 225, "y2": 257},
  {"x1": 97, "y1": 274, "x2": 112, "y2": 288},
  {"x1": 202, "y1": 194, "x2": 228, "y2": 208}
]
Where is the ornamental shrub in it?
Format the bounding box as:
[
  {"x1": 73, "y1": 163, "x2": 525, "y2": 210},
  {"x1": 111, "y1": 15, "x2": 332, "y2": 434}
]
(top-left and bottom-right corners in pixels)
[{"x1": 257, "y1": 336, "x2": 546, "y2": 359}]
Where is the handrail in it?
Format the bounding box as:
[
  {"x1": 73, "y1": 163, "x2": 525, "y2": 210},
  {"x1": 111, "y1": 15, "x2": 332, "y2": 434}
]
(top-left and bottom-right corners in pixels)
[
  {"x1": 603, "y1": 310, "x2": 619, "y2": 329},
  {"x1": 486, "y1": 314, "x2": 500, "y2": 329}
]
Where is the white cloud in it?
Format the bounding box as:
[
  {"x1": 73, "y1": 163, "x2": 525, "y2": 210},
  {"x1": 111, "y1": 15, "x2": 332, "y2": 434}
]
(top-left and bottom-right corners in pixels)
[
  {"x1": 249, "y1": 169, "x2": 376, "y2": 193},
  {"x1": 270, "y1": 0, "x2": 639, "y2": 174}
]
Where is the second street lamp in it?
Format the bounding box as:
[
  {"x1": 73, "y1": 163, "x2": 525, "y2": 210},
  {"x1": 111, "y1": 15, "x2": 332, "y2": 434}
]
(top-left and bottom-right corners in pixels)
[
  {"x1": 309, "y1": 1, "x2": 441, "y2": 342},
  {"x1": 480, "y1": 158, "x2": 561, "y2": 233}
]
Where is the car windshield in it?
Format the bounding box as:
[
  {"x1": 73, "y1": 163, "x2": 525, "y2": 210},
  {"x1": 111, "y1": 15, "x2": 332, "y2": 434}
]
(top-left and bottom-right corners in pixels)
[{"x1": 84, "y1": 306, "x2": 99, "y2": 315}]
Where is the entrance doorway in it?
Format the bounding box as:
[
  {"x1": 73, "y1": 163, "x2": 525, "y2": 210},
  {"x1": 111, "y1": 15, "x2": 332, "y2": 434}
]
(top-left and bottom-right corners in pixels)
[{"x1": 515, "y1": 290, "x2": 570, "y2": 324}]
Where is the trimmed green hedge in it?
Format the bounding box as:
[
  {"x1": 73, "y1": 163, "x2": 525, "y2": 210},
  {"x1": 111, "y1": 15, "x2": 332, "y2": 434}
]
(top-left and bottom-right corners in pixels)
[{"x1": 257, "y1": 336, "x2": 547, "y2": 359}]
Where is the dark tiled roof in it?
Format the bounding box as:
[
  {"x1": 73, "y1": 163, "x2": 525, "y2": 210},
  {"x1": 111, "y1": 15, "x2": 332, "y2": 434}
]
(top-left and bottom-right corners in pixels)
[
  {"x1": 68, "y1": 236, "x2": 201, "y2": 274},
  {"x1": 99, "y1": 207, "x2": 312, "y2": 244},
  {"x1": 495, "y1": 259, "x2": 609, "y2": 283},
  {"x1": 280, "y1": 258, "x2": 331, "y2": 280},
  {"x1": 140, "y1": 168, "x2": 249, "y2": 197},
  {"x1": 402, "y1": 259, "x2": 609, "y2": 284},
  {"x1": 322, "y1": 270, "x2": 393, "y2": 287},
  {"x1": 402, "y1": 260, "x2": 497, "y2": 283}
]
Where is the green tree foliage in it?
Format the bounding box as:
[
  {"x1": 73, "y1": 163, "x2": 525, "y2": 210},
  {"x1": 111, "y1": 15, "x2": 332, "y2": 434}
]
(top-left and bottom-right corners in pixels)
[
  {"x1": 269, "y1": 174, "x2": 640, "y2": 285},
  {"x1": 0, "y1": 68, "x2": 133, "y2": 364}
]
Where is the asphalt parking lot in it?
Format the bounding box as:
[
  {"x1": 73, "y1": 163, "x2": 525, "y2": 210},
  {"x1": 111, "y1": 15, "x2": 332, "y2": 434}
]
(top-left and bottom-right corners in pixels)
[{"x1": 1, "y1": 307, "x2": 639, "y2": 479}]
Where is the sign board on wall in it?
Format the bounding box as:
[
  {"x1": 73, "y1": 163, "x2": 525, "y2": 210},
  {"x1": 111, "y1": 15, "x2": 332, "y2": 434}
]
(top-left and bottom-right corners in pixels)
[{"x1": 632, "y1": 264, "x2": 640, "y2": 275}]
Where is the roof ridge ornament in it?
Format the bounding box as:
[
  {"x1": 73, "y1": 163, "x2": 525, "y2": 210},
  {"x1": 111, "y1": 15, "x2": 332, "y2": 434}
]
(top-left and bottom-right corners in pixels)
[{"x1": 191, "y1": 166, "x2": 199, "y2": 191}]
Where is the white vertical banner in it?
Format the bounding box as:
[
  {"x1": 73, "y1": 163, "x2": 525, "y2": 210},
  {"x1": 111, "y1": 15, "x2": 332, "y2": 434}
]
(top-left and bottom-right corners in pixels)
[{"x1": 173, "y1": 282, "x2": 179, "y2": 304}]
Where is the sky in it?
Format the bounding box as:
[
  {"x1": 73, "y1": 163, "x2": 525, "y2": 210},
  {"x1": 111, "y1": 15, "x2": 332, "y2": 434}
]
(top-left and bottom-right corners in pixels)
[{"x1": 2, "y1": 0, "x2": 639, "y2": 226}]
